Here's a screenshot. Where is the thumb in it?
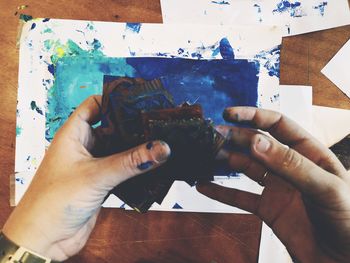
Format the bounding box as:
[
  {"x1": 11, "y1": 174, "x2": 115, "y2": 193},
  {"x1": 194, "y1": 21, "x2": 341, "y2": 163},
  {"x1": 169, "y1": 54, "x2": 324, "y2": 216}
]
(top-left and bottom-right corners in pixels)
[
  {"x1": 94, "y1": 141, "x2": 171, "y2": 190},
  {"x1": 250, "y1": 134, "x2": 340, "y2": 197}
]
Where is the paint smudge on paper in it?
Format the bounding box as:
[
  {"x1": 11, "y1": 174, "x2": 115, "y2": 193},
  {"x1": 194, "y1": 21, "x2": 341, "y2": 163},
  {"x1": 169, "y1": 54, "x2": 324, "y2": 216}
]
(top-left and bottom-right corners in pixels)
[
  {"x1": 16, "y1": 125, "x2": 23, "y2": 136},
  {"x1": 15, "y1": 177, "x2": 25, "y2": 185},
  {"x1": 172, "y1": 203, "x2": 183, "y2": 209},
  {"x1": 125, "y1": 23, "x2": 142, "y2": 33},
  {"x1": 255, "y1": 45, "x2": 281, "y2": 78},
  {"x1": 273, "y1": 0, "x2": 306, "y2": 18},
  {"x1": 254, "y1": 4, "x2": 263, "y2": 22},
  {"x1": 30, "y1": 101, "x2": 43, "y2": 115},
  {"x1": 313, "y1": 2, "x2": 328, "y2": 16},
  {"x1": 30, "y1": 23, "x2": 36, "y2": 30},
  {"x1": 219, "y1": 37, "x2": 235, "y2": 59},
  {"x1": 211, "y1": 1, "x2": 230, "y2": 5},
  {"x1": 19, "y1": 14, "x2": 33, "y2": 22},
  {"x1": 43, "y1": 18, "x2": 50, "y2": 22}
]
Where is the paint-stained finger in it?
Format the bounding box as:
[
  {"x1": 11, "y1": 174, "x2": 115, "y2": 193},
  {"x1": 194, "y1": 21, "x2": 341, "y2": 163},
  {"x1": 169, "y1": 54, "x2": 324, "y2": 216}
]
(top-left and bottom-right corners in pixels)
[
  {"x1": 69, "y1": 95, "x2": 102, "y2": 125},
  {"x1": 196, "y1": 183, "x2": 261, "y2": 214}
]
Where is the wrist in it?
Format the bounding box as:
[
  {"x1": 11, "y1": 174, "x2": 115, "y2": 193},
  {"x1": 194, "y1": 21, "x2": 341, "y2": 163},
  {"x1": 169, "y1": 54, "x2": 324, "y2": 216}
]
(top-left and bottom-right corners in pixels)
[{"x1": 0, "y1": 232, "x2": 61, "y2": 262}]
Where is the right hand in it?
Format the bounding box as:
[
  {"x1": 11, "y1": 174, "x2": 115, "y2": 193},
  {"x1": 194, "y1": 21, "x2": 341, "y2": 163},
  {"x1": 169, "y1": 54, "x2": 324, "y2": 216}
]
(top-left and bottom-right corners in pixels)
[{"x1": 197, "y1": 107, "x2": 350, "y2": 263}]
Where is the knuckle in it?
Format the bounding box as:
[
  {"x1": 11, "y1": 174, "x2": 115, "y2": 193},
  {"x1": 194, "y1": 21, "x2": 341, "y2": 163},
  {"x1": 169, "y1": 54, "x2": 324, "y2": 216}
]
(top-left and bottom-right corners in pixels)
[
  {"x1": 281, "y1": 148, "x2": 303, "y2": 170},
  {"x1": 123, "y1": 149, "x2": 143, "y2": 173}
]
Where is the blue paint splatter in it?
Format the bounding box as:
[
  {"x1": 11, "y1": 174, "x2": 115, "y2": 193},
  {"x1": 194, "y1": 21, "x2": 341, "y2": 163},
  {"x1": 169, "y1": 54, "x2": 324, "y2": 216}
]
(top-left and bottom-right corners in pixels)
[
  {"x1": 26, "y1": 156, "x2": 30, "y2": 161},
  {"x1": 211, "y1": 1, "x2": 230, "y2": 5},
  {"x1": 273, "y1": 1, "x2": 305, "y2": 17},
  {"x1": 126, "y1": 23, "x2": 141, "y2": 33},
  {"x1": 15, "y1": 177, "x2": 25, "y2": 185},
  {"x1": 48, "y1": 64, "x2": 55, "y2": 76},
  {"x1": 91, "y1": 39, "x2": 102, "y2": 50},
  {"x1": 120, "y1": 203, "x2": 126, "y2": 209},
  {"x1": 30, "y1": 23, "x2": 36, "y2": 30},
  {"x1": 172, "y1": 203, "x2": 183, "y2": 209},
  {"x1": 137, "y1": 161, "x2": 154, "y2": 170},
  {"x1": 30, "y1": 101, "x2": 44, "y2": 115},
  {"x1": 255, "y1": 45, "x2": 281, "y2": 78},
  {"x1": 19, "y1": 14, "x2": 33, "y2": 22},
  {"x1": 219, "y1": 38, "x2": 235, "y2": 59},
  {"x1": 254, "y1": 4, "x2": 262, "y2": 13},
  {"x1": 313, "y1": 2, "x2": 328, "y2": 16},
  {"x1": 42, "y1": 18, "x2": 50, "y2": 22}
]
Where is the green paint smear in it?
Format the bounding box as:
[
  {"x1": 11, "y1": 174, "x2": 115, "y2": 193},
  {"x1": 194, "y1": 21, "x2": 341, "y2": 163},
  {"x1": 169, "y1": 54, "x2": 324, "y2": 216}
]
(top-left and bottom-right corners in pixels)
[
  {"x1": 43, "y1": 28, "x2": 53, "y2": 33},
  {"x1": 16, "y1": 126, "x2": 23, "y2": 136},
  {"x1": 19, "y1": 14, "x2": 33, "y2": 22},
  {"x1": 45, "y1": 38, "x2": 136, "y2": 141}
]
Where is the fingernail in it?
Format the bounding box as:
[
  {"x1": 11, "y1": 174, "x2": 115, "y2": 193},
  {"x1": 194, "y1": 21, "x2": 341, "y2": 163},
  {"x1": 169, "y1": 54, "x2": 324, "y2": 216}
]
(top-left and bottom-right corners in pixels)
[
  {"x1": 148, "y1": 141, "x2": 171, "y2": 163},
  {"x1": 255, "y1": 136, "x2": 270, "y2": 153}
]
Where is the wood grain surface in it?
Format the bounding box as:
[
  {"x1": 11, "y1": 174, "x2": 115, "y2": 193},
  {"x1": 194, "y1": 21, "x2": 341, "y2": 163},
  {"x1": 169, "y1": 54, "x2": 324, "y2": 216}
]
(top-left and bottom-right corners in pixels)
[{"x1": 0, "y1": 1, "x2": 349, "y2": 262}]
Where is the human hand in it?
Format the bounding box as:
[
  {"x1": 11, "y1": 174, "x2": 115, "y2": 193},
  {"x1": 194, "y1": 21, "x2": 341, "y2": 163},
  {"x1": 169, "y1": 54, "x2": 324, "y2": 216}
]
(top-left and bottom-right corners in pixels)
[
  {"x1": 3, "y1": 95, "x2": 171, "y2": 261},
  {"x1": 197, "y1": 107, "x2": 350, "y2": 263}
]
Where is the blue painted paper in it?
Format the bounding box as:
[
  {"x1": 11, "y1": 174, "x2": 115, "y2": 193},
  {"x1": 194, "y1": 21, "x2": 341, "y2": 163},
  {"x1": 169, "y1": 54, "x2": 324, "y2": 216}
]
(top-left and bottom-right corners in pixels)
[{"x1": 47, "y1": 57, "x2": 260, "y2": 141}]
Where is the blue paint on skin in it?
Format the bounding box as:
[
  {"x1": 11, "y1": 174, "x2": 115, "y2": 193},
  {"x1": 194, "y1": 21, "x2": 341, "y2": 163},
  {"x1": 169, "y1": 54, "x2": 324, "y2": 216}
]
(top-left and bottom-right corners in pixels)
[
  {"x1": 172, "y1": 203, "x2": 183, "y2": 209},
  {"x1": 211, "y1": 1, "x2": 230, "y2": 5},
  {"x1": 137, "y1": 161, "x2": 154, "y2": 170},
  {"x1": 126, "y1": 23, "x2": 142, "y2": 33},
  {"x1": 273, "y1": 0, "x2": 305, "y2": 17},
  {"x1": 313, "y1": 2, "x2": 328, "y2": 16},
  {"x1": 146, "y1": 142, "x2": 153, "y2": 150},
  {"x1": 219, "y1": 37, "x2": 235, "y2": 59},
  {"x1": 30, "y1": 23, "x2": 36, "y2": 30}
]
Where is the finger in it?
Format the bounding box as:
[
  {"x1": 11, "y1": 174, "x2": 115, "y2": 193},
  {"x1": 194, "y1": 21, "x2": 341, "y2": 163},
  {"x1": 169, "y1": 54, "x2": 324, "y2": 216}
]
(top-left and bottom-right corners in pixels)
[
  {"x1": 69, "y1": 95, "x2": 102, "y2": 125},
  {"x1": 196, "y1": 183, "x2": 261, "y2": 214},
  {"x1": 223, "y1": 107, "x2": 309, "y2": 145},
  {"x1": 224, "y1": 151, "x2": 268, "y2": 184},
  {"x1": 250, "y1": 133, "x2": 343, "y2": 197},
  {"x1": 93, "y1": 141, "x2": 171, "y2": 190},
  {"x1": 54, "y1": 96, "x2": 102, "y2": 150},
  {"x1": 222, "y1": 108, "x2": 347, "y2": 176}
]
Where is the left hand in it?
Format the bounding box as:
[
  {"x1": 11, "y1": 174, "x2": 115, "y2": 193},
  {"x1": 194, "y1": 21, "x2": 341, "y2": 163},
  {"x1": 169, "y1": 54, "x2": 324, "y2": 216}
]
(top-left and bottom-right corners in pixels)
[{"x1": 3, "y1": 95, "x2": 171, "y2": 261}]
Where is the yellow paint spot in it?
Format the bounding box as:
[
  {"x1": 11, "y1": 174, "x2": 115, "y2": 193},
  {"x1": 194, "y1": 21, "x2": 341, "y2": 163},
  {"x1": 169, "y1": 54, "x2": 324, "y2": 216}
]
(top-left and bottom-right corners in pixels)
[
  {"x1": 56, "y1": 47, "x2": 65, "y2": 58},
  {"x1": 134, "y1": 207, "x2": 141, "y2": 213},
  {"x1": 18, "y1": 5, "x2": 28, "y2": 10}
]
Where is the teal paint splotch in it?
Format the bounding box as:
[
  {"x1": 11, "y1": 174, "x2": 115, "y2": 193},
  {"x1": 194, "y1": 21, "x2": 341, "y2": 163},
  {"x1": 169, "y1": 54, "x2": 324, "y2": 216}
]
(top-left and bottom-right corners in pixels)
[
  {"x1": 46, "y1": 55, "x2": 136, "y2": 141},
  {"x1": 30, "y1": 101, "x2": 43, "y2": 115},
  {"x1": 19, "y1": 14, "x2": 33, "y2": 22},
  {"x1": 16, "y1": 126, "x2": 23, "y2": 136}
]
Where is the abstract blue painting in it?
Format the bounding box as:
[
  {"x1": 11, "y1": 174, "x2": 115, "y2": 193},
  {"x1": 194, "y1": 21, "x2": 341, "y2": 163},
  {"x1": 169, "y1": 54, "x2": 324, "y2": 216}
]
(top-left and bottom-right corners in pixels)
[{"x1": 48, "y1": 56, "x2": 260, "y2": 141}]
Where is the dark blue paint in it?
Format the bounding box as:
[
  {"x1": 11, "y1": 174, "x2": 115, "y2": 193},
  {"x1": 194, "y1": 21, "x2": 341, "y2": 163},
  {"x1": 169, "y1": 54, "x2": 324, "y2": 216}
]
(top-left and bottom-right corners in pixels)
[
  {"x1": 146, "y1": 142, "x2": 153, "y2": 150},
  {"x1": 48, "y1": 64, "x2": 55, "y2": 76},
  {"x1": 92, "y1": 39, "x2": 102, "y2": 50},
  {"x1": 137, "y1": 161, "x2": 154, "y2": 170},
  {"x1": 126, "y1": 23, "x2": 141, "y2": 33},
  {"x1": 211, "y1": 1, "x2": 230, "y2": 5},
  {"x1": 273, "y1": 0, "x2": 304, "y2": 17},
  {"x1": 313, "y1": 2, "x2": 328, "y2": 16},
  {"x1": 126, "y1": 57, "x2": 259, "y2": 125},
  {"x1": 255, "y1": 45, "x2": 280, "y2": 78},
  {"x1": 254, "y1": 4, "x2": 262, "y2": 13},
  {"x1": 219, "y1": 38, "x2": 235, "y2": 59},
  {"x1": 42, "y1": 18, "x2": 50, "y2": 22},
  {"x1": 30, "y1": 23, "x2": 36, "y2": 30},
  {"x1": 172, "y1": 203, "x2": 183, "y2": 209}
]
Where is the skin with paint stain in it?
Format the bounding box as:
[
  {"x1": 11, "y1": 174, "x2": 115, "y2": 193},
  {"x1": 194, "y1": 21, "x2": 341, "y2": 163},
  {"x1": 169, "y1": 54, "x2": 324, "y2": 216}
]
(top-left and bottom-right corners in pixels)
[
  {"x1": 2, "y1": 96, "x2": 171, "y2": 261},
  {"x1": 2, "y1": 102, "x2": 350, "y2": 262},
  {"x1": 198, "y1": 107, "x2": 350, "y2": 263}
]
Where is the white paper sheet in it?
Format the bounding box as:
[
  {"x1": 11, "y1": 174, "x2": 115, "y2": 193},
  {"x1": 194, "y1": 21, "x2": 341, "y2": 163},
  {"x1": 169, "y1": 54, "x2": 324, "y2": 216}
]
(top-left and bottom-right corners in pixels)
[
  {"x1": 322, "y1": 38, "x2": 350, "y2": 99},
  {"x1": 15, "y1": 19, "x2": 281, "y2": 209},
  {"x1": 161, "y1": 0, "x2": 350, "y2": 36}
]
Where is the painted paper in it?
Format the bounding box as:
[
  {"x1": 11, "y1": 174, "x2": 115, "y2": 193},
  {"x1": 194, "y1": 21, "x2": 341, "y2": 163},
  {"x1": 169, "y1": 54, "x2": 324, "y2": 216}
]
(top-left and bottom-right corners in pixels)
[
  {"x1": 15, "y1": 18, "x2": 281, "y2": 211},
  {"x1": 161, "y1": 0, "x2": 350, "y2": 36}
]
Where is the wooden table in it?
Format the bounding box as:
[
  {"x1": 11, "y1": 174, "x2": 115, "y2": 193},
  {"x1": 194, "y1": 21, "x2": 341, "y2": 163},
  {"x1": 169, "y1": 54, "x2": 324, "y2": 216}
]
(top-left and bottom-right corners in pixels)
[{"x1": 0, "y1": 1, "x2": 349, "y2": 262}]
